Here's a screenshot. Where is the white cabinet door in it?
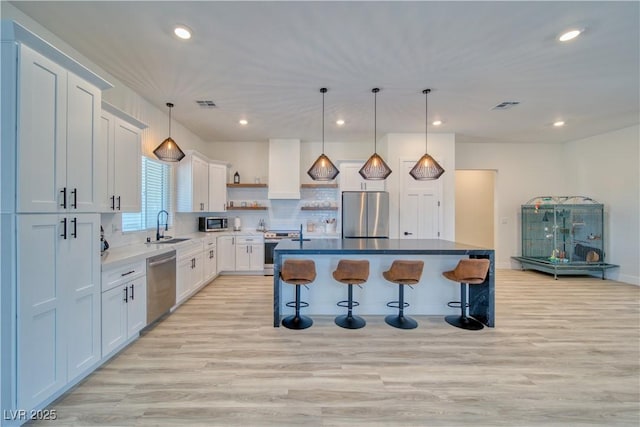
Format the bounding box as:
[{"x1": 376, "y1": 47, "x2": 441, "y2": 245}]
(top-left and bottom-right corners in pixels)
[
  {"x1": 100, "y1": 108, "x2": 143, "y2": 213},
  {"x1": 177, "y1": 154, "x2": 209, "y2": 212},
  {"x1": 101, "y1": 284, "x2": 128, "y2": 356},
  {"x1": 194, "y1": 156, "x2": 209, "y2": 212},
  {"x1": 16, "y1": 214, "x2": 66, "y2": 410},
  {"x1": 176, "y1": 254, "x2": 194, "y2": 304},
  {"x1": 235, "y1": 243, "x2": 251, "y2": 271},
  {"x1": 217, "y1": 236, "x2": 236, "y2": 272},
  {"x1": 192, "y1": 251, "x2": 204, "y2": 291},
  {"x1": 126, "y1": 278, "x2": 147, "y2": 338},
  {"x1": 66, "y1": 73, "x2": 101, "y2": 213},
  {"x1": 203, "y1": 239, "x2": 217, "y2": 281},
  {"x1": 65, "y1": 214, "x2": 101, "y2": 380},
  {"x1": 208, "y1": 163, "x2": 228, "y2": 213},
  {"x1": 17, "y1": 45, "x2": 102, "y2": 213},
  {"x1": 112, "y1": 118, "x2": 142, "y2": 212},
  {"x1": 17, "y1": 45, "x2": 67, "y2": 213},
  {"x1": 340, "y1": 163, "x2": 386, "y2": 191},
  {"x1": 250, "y1": 243, "x2": 264, "y2": 271}
]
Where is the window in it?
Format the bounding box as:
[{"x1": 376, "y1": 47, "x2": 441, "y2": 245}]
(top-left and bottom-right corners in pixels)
[{"x1": 122, "y1": 157, "x2": 172, "y2": 232}]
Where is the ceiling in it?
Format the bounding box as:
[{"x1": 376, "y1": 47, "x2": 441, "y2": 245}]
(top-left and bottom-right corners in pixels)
[{"x1": 9, "y1": 1, "x2": 640, "y2": 144}]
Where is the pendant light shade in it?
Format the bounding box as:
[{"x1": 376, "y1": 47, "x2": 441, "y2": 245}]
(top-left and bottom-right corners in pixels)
[
  {"x1": 410, "y1": 89, "x2": 444, "y2": 180},
  {"x1": 360, "y1": 88, "x2": 392, "y2": 180},
  {"x1": 154, "y1": 102, "x2": 185, "y2": 162},
  {"x1": 308, "y1": 88, "x2": 339, "y2": 181}
]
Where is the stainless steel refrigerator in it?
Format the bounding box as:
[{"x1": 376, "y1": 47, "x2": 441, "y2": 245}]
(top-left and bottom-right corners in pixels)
[{"x1": 342, "y1": 191, "x2": 389, "y2": 238}]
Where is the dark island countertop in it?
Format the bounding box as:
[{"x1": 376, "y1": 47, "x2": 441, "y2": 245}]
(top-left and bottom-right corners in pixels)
[{"x1": 274, "y1": 238, "x2": 492, "y2": 254}]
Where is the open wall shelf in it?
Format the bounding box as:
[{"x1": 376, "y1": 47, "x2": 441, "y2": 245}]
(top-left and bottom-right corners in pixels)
[{"x1": 227, "y1": 183, "x2": 268, "y2": 188}]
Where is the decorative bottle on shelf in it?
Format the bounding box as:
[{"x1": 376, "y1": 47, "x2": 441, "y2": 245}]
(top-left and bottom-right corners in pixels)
[{"x1": 233, "y1": 171, "x2": 240, "y2": 184}]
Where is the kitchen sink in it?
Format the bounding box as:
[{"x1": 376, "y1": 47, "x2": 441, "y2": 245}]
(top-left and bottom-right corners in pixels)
[{"x1": 156, "y1": 238, "x2": 190, "y2": 244}]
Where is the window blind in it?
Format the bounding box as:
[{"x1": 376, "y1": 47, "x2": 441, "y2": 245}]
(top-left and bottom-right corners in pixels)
[{"x1": 122, "y1": 157, "x2": 173, "y2": 232}]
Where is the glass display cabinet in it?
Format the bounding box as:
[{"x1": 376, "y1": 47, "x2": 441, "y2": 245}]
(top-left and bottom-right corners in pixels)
[{"x1": 512, "y1": 196, "x2": 618, "y2": 279}]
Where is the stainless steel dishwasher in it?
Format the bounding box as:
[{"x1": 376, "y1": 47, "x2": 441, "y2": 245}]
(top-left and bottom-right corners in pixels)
[{"x1": 146, "y1": 250, "x2": 177, "y2": 324}]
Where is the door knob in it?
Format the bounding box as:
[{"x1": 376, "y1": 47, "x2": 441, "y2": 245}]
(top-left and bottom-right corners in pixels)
[{"x1": 404, "y1": 231, "x2": 413, "y2": 236}]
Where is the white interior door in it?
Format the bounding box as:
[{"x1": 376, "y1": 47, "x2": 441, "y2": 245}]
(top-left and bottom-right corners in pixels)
[{"x1": 399, "y1": 160, "x2": 442, "y2": 239}]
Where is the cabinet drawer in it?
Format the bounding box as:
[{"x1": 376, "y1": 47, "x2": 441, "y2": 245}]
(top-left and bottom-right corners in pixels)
[
  {"x1": 236, "y1": 236, "x2": 263, "y2": 244},
  {"x1": 102, "y1": 260, "x2": 146, "y2": 292},
  {"x1": 178, "y1": 241, "x2": 204, "y2": 260}
]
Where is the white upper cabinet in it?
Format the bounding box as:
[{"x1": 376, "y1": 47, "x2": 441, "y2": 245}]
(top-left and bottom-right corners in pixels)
[
  {"x1": 99, "y1": 102, "x2": 146, "y2": 213},
  {"x1": 177, "y1": 153, "x2": 210, "y2": 212},
  {"x1": 16, "y1": 45, "x2": 102, "y2": 213},
  {"x1": 208, "y1": 163, "x2": 228, "y2": 213},
  {"x1": 339, "y1": 162, "x2": 386, "y2": 192},
  {"x1": 268, "y1": 139, "x2": 300, "y2": 199}
]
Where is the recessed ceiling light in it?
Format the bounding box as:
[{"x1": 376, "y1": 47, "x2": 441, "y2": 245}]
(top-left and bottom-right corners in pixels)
[
  {"x1": 336, "y1": 119, "x2": 345, "y2": 126},
  {"x1": 239, "y1": 119, "x2": 248, "y2": 126},
  {"x1": 558, "y1": 29, "x2": 581, "y2": 42},
  {"x1": 432, "y1": 120, "x2": 443, "y2": 126},
  {"x1": 553, "y1": 120, "x2": 565, "y2": 127},
  {"x1": 174, "y1": 25, "x2": 192, "y2": 40}
]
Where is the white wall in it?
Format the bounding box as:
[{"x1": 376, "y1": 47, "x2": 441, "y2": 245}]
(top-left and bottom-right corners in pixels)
[
  {"x1": 563, "y1": 125, "x2": 639, "y2": 284},
  {"x1": 456, "y1": 170, "x2": 495, "y2": 248},
  {"x1": 456, "y1": 142, "x2": 569, "y2": 268}
]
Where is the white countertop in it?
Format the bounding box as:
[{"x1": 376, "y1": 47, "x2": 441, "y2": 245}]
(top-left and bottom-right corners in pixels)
[{"x1": 101, "y1": 230, "x2": 265, "y2": 270}]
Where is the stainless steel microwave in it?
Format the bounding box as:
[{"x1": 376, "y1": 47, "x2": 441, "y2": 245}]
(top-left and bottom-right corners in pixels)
[{"x1": 199, "y1": 217, "x2": 228, "y2": 232}]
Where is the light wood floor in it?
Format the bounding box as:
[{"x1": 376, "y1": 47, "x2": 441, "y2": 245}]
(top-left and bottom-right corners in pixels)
[{"x1": 30, "y1": 270, "x2": 639, "y2": 426}]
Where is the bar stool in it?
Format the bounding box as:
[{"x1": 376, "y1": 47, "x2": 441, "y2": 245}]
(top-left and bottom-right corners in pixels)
[
  {"x1": 280, "y1": 259, "x2": 316, "y2": 330},
  {"x1": 332, "y1": 260, "x2": 369, "y2": 329},
  {"x1": 383, "y1": 260, "x2": 424, "y2": 329},
  {"x1": 442, "y1": 258, "x2": 490, "y2": 330}
]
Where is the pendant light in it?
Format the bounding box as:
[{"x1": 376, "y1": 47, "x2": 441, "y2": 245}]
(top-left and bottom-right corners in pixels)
[
  {"x1": 307, "y1": 88, "x2": 339, "y2": 181},
  {"x1": 410, "y1": 89, "x2": 445, "y2": 180},
  {"x1": 153, "y1": 102, "x2": 185, "y2": 162},
  {"x1": 359, "y1": 88, "x2": 392, "y2": 180}
]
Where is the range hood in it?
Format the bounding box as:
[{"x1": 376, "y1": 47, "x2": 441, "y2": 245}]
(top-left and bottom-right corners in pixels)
[{"x1": 268, "y1": 139, "x2": 300, "y2": 199}]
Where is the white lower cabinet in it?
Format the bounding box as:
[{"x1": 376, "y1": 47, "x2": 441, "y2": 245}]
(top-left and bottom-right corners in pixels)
[
  {"x1": 101, "y1": 261, "x2": 147, "y2": 357},
  {"x1": 217, "y1": 235, "x2": 264, "y2": 272},
  {"x1": 216, "y1": 235, "x2": 236, "y2": 272},
  {"x1": 203, "y1": 236, "x2": 218, "y2": 282},
  {"x1": 176, "y1": 242, "x2": 204, "y2": 305},
  {"x1": 16, "y1": 213, "x2": 101, "y2": 411},
  {"x1": 235, "y1": 237, "x2": 264, "y2": 272}
]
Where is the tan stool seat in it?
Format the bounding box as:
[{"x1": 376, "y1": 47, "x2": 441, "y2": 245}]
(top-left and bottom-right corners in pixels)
[
  {"x1": 382, "y1": 260, "x2": 424, "y2": 329},
  {"x1": 442, "y1": 258, "x2": 490, "y2": 331},
  {"x1": 280, "y1": 259, "x2": 316, "y2": 330},
  {"x1": 383, "y1": 260, "x2": 424, "y2": 285},
  {"x1": 442, "y1": 259, "x2": 490, "y2": 285},
  {"x1": 332, "y1": 260, "x2": 369, "y2": 329},
  {"x1": 333, "y1": 260, "x2": 369, "y2": 285},
  {"x1": 281, "y1": 259, "x2": 317, "y2": 285}
]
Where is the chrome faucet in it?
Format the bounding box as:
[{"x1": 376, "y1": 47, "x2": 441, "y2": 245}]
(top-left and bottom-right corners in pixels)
[{"x1": 156, "y1": 210, "x2": 169, "y2": 241}]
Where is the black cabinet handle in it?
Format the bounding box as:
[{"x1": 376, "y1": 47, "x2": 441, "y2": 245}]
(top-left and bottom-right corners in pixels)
[
  {"x1": 130, "y1": 284, "x2": 134, "y2": 300},
  {"x1": 110, "y1": 195, "x2": 115, "y2": 210},
  {"x1": 60, "y1": 218, "x2": 67, "y2": 239},
  {"x1": 60, "y1": 187, "x2": 67, "y2": 209},
  {"x1": 121, "y1": 270, "x2": 135, "y2": 277},
  {"x1": 404, "y1": 231, "x2": 413, "y2": 236},
  {"x1": 123, "y1": 286, "x2": 128, "y2": 303},
  {"x1": 71, "y1": 217, "x2": 77, "y2": 238},
  {"x1": 71, "y1": 188, "x2": 77, "y2": 209},
  {"x1": 117, "y1": 196, "x2": 121, "y2": 210}
]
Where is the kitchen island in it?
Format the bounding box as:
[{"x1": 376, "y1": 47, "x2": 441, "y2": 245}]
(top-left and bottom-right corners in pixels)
[{"x1": 273, "y1": 239, "x2": 494, "y2": 327}]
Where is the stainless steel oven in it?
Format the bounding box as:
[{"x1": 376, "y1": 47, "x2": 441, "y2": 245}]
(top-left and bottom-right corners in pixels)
[{"x1": 263, "y1": 230, "x2": 300, "y2": 275}]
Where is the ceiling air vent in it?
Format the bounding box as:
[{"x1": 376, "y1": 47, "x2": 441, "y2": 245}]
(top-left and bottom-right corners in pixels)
[
  {"x1": 492, "y1": 101, "x2": 520, "y2": 110},
  {"x1": 196, "y1": 100, "x2": 217, "y2": 108}
]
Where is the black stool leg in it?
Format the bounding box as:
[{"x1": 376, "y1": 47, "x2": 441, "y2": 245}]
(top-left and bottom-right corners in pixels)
[
  {"x1": 445, "y1": 283, "x2": 484, "y2": 330},
  {"x1": 385, "y1": 284, "x2": 418, "y2": 329},
  {"x1": 282, "y1": 284, "x2": 313, "y2": 330},
  {"x1": 335, "y1": 284, "x2": 366, "y2": 329}
]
